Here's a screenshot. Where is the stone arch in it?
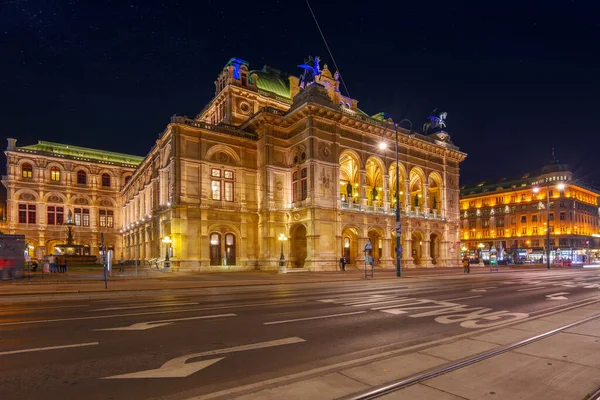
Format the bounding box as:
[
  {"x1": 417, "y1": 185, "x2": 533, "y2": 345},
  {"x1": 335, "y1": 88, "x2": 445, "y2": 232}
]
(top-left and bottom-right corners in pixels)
[
  {"x1": 208, "y1": 224, "x2": 241, "y2": 266},
  {"x1": 411, "y1": 230, "x2": 425, "y2": 266},
  {"x1": 290, "y1": 223, "x2": 308, "y2": 269},
  {"x1": 430, "y1": 231, "x2": 443, "y2": 265},
  {"x1": 44, "y1": 192, "x2": 67, "y2": 204},
  {"x1": 96, "y1": 197, "x2": 117, "y2": 208},
  {"x1": 365, "y1": 156, "x2": 385, "y2": 206},
  {"x1": 15, "y1": 189, "x2": 40, "y2": 202},
  {"x1": 46, "y1": 161, "x2": 65, "y2": 182},
  {"x1": 205, "y1": 144, "x2": 241, "y2": 166},
  {"x1": 367, "y1": 226, "x2": 386, "y2": 265},
  {"x1": 161, "y1": 143, "x2": 172, "y2": 167},
  {"x1": 409, "y1": 167, "x2": 426, "y2": 211},
  {"x1": 73, "y1": 164, "x2": 92, "y2": 175},
  {"x1": 389, "y1": 162, "x2": 408, "y2": 207},
  {"x1": 71, "y1": 194, "x2": 93, "y2": 206},
  {"x1": 17, "y1": 158, "x2": 37, "y2": 180},
  {"x1": 341, "y1": 224, "x2": 360, "y2": 265},
  {"x1": 428, "y1": 171, "x2": 443, "y2": 212},
  {"x1": 339, "y1": 149, "x2": 361, "y2": 202}
]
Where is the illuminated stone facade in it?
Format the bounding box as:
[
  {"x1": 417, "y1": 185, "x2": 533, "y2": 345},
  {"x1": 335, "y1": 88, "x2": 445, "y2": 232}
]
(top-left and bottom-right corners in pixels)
[
  {"x1": 460, "y1": 163, "x2": 600, "y2": 263},
  {"x1": 1, "y1": 140, "x2": 142, "y2": 259},
  {"x1": 121, "y1": 58, "x2": 466, "y2": 270},
  {"x1": 4, "y1": 57, "x2": 467, "y2": 270}
]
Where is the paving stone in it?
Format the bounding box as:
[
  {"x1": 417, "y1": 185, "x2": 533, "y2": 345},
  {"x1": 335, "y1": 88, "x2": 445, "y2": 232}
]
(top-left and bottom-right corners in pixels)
[
  {"x1": 341, "y1": 352, "x2": 446, "y2": 386},
  {"x1": 378, "y1": 383, "x2": 465, "y2": 399},
  {"x1": 232, "y1": 372, "x2": 368, "y2": 400},
  {"x1": 426, "y1": 351, "x2": 600, "y2": 400},
  {"x1": 471, "y1": 327, "x2": 536, "y2": 345},
  {"x1": 565, "y1": 318, "x2": 600, "y2": 337},
  {"x1": 514, "y1": 332, "x2": 600, "y2": 368},
  {"x1": 420, "y1": 338, "x2": 498, "y2": 361}
]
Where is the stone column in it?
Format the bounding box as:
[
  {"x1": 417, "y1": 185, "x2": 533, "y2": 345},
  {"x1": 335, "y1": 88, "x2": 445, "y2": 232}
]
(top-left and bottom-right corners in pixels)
[
  {"x1": 423, "y1": 182, "x2": 429, "y2": 215},
  {"x1": 423, "y1": 238, "x2": 433, "y2": 267},
  {"x1": 402, "y1": 230, "x2": 414, "y2": 267},
  {"x1": 404, "y1": 179, "x2": 411, "y2": 213},
  {"x1": 383, "y1": 173, "x2": 390, "y2": 212},
  {"x1": 360, "y1": 170, "x2": 367, "y2": 209},
  {"x1": 380, "y1": 236, "x2": 394, "y2": 268}
]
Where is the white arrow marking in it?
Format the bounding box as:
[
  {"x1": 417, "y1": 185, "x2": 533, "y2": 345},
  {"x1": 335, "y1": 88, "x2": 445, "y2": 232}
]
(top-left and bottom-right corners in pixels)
[
  {"x1": 103, "y1": 337, "x2": 306, "y2": 379},
  {"x1": 93, "y1": 313, "x2": 236, "y2": 331},
  {"x1": 470, "y1": 287, "x2": 496, "y2": 292},
  {"x1": 546, "y1": 292, "x2": 569, "y2": 300}
]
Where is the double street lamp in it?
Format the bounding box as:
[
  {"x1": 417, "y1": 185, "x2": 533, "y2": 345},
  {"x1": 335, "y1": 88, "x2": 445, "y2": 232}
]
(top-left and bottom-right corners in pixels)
[
  {"x1": 278, "y1": 233, "x2": 287, "y2": 274},
  {"x1": 379, "y1": 119, "x2": 412, "y2": 277},
  {"x1": 533, "y1": 182, "x2": 565, "y2": 269}
]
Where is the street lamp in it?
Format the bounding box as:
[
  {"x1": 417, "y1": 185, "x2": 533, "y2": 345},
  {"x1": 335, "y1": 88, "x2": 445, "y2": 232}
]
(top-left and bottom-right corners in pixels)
[
  {"x1": 380, "y1": 118, "x2": 412, "y2": 277},
  {"x1": 162, "y1": 236, "x2": 172, "y2": 268},
  {"x1": 533, "y1": 181, "x2": 566, "y2": 269},
  {"x1": 278, "y1": 233, "x2": 287, "y2": 274}
]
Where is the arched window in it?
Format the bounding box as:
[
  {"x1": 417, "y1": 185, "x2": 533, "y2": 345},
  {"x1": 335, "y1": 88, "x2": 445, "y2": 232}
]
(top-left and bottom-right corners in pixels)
[
  {"x1": 22, "y1": 163, "x2": 33, "y2": 178},
  {"x1": 101, "y1": 173, "x2": 111, "y2": 187},
  {"x1": 50, "y1": 166, "x2": 60, "y2": 181},
  {"x1": 125, "y1": 175, "x2": 132, "y2": 184},
  {"x1": 77, "y1": 170, "x2": 87, "y2": 185},
  {"x1": 209, "y1": 233, "x2": 221, "y2": 266},
  {"x1": 225, "y1": 233, "x2": 236, "y2": 265},
  {"x1": 343, "y1": 237, "x2": 351, "y2": 263}
]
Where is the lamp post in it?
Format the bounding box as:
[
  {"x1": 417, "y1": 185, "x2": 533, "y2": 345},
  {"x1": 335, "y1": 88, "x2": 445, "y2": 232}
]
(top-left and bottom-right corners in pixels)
[
  {"x1": 379, "y1": 119, "x2": 412, "y2": 277},
  {"x1": 162, "y1": 236, "x2": 172, "y2": 269},
  {"x1": 533, "y1": 182, "x2": 565, "y2": 269},
  {"x1": 278, "y1": 233, "x2": 287, "y2": 274}
]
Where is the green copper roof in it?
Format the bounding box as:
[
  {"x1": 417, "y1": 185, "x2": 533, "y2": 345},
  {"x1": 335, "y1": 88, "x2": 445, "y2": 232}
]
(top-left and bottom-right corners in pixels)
[
  {"x1": 249, "y1": 66, "x2": 291, "y2": 100},
  {"x1": 19, "y1": 141, "x2": 143, "y2": 167}
]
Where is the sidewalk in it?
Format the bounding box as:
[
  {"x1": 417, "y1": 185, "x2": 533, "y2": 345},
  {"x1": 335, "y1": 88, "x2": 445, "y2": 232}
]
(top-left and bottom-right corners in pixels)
[
  {"x1": 203, "y1": 300, "x2": 600, "y2": 400},
  {"x1": 0, "y1": 264, "x2": 585, "y2": 297}
]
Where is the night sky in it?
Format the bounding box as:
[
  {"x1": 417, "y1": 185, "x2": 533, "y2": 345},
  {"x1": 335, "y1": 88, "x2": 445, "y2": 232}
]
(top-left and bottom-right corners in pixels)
[{"x1": 2, "y1": 0, "x2": 599, "y2": 186}]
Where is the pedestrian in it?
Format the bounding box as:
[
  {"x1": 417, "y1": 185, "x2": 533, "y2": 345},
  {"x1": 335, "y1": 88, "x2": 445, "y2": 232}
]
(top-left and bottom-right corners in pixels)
[
  {"x1": 59, "y1": 256, "x2": 67, "y2": 273},
  {"x1": 462, "y1": 255, "x2": 470, "y2": 274},
  {"x1": 339, "y1": 256, "x2": 346, "y2": 272},
  {"x1": 48, "y1": 254, "x2": 56, "y2": 273}
]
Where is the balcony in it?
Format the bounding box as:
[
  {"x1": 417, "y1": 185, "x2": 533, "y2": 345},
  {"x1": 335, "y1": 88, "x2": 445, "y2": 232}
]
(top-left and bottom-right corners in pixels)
[{"x1": 339, "y1": 201, "x2": 446, "y2": 221}]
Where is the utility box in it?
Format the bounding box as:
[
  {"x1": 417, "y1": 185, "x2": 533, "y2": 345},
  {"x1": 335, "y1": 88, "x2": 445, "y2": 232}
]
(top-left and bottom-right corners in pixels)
[{"x1": 0, "y1": 234, "x2": 25, "y2": 280}]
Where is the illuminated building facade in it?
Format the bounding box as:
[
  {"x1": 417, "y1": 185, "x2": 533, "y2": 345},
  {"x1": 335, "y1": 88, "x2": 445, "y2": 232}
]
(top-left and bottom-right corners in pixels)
[
  {"x1": 1, "y1": 140, "x2": 142, "y2": 259},
  {"x1": 4, "y1": 56, "x2": 467, "y2": 270},
  {"x1": 460, "y1": 162, "x2": 600, "y2": 264}
]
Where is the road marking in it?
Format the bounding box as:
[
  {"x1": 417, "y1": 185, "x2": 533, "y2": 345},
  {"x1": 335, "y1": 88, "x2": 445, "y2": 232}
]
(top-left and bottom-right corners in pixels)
[
  {"x1": 546, "y1": 292, "x2": 569, "y2": 300},
  {"x1": 264, "y1": 311, "x2": 365, "y2": 325},
  {"x1": 90, "y1": 302, "x2": 199, "y2": 312},
  {"x1": 0, "y1": 342, "x2": 98, "y2": 356},
  {"x1": 104, "y1": 337, "x2": 306, "y2": 379},
  {"x1": 94, "y1": 313, "x2": 236, "y2": 331},
  {"x1": 517, "y1": 287, "x2": 547, "y2": 292},
  {"x1": 0, "y1": 304, "x2": 89, "y2": 312},
  {"x1": 441, "y1": 295, "x2": 482, "y2": 301},
  {"x1": 0, "y1": 300, "x2": 305, "y2": 327},
  {"x1": 470, "y1": 287, "x2": 497, "y2": 292},
  {"x1": 188, "y1": 298, "x2": 600, "y2": 400}
]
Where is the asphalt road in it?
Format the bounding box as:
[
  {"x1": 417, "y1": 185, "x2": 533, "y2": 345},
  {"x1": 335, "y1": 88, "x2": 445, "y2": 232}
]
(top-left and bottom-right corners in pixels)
[{"x1": 1, "y1": 268, "x2": 600, "y2": 400}]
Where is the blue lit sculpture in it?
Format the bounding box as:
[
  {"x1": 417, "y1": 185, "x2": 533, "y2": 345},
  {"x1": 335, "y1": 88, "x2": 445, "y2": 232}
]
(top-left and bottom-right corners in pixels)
[{"x1": 298, "y1": 56, "x2": 321, "y2": 89}]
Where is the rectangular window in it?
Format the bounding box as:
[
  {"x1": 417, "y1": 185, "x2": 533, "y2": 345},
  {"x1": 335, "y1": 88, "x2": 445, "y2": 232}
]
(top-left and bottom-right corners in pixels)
[
  {"x1": 521, "y1": 194, "x2": 526, "y2": 201},
  {"x1": 483, "y1": 219, "x2": 490, "y2": 228},
  {"x1": 511, "y1": 228, "x2": 516, "y2": 235},
  {"x1": 468, "y1": 220, "x2": 476, "y2": 229},
  {"x1": 550, "y1": 213, "x2": 554, "y2": 221},
  {"x1": 18, "y1": 204, "x2": 27, "y2": 223},
  {"x1": 292, "y1": 172, "x2": 298, "y2": 202},
  {"x1": 211, "y1": 169, "x2": 221, "y2": 178},
  {"x1": 83, "y1": 209, "x2": 89, "y2": 227},
  {"x1": 496, "y1": 197, "x2": 503, "y2": 205},
  {"x1": 560, "y1": 212, "x2": 565, "y2": 220},
  {"x1": 99, "y1": 209, "x2": 106, "y2": 227},
  {"x1": 56, "y1": 207, "x2": 64, "y2": 225},
  {"x1": 533, "y1": 227, "x2": 538, "y2": 235},
  {"x1": 75, "y1": 208, "x2": 81, "y2": 226},
  {"x1": 224, "y1": 181, "x2": 233, "y2": 202},
  {"x1": 107, "y1": 210, "x2": 114, "y2": 228},
  {"x1": 211, "y1": 180, "x2": 221, "y2": 200},
  {"x1": 521, "y1": 216, "x2": 527, "y2": 224},
  {"x1": 47, "y1": 206, "x2": 55, "y2": 225},
  {"x1": 27, "y1": 204, "x2": 36, "y2": 224},
  {"x1": 497, "y1": 219, "x2": 504, "y2": 227},
  {"x1": 301, "y1": 168, "x2": 308, "y2": 201},
  {"x1": 510, "y1": 195, "x2": 516, "y2": 203},
  {"x1": 532, "y1": 215, "x2": 537, "y2": 223},
  {"x1": 497, "y1": 228, "x2": 505, "y2": 237},
  {"x1": 74, "y1": 208, "x2": 89, "y2": 226},
  {"x1": 521, "y1": 227, "x2": 527, "y2": 235}
]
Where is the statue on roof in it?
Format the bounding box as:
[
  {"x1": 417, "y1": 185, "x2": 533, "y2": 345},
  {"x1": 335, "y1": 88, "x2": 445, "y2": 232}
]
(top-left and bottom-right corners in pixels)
[
  {"x1": 297, "y1": 56, "x2": 321, "y2": 89},
  {"x1": 423, "y1": 109, "x2": 447, "y2": 134}
]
